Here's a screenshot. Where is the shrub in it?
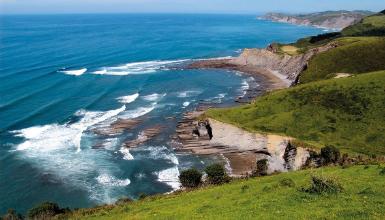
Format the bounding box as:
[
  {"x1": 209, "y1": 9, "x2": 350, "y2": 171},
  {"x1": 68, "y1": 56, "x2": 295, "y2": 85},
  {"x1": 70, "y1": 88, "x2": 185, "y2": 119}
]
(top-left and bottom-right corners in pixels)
[
  {"x1": 204, "y1": 163, "x2": 229, "y2": 185},
  {"x1": 27, "y1": 202, "x2": 67, "y2": 220},
  {"x1": 320, "y1": 146, "x2": 340, "y2": 165},
  {"x1": 179, "y1": 168, "x2": 202, "y2": 188},
  {"x1": 380, "y1": 167, "x2": 385, "y2": 175},
  {"x1": 138, "y1": 193, "x2": 147, "y2": 200},
  {"x1": 252, "y1": 159, "x2": 269, "y2": 177},
  {"x1": 1, "y1": 209, "x2": 23, "y2": 220},
  {"x1": 115, "y1": 197, "x2": 133, "y2": 206},
  {"x1": 279, "y1": 178, "x2": 295, "y2": 188},
  {"x1": 301, "y1": 176, "x2": 343, "y2": 194}
]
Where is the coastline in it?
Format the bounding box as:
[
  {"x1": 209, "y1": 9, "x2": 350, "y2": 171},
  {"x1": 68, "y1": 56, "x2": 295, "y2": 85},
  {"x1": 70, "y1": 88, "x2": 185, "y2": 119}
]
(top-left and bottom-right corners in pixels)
[
  {"x1": 172, "y1": 54, "x2": 303, "y2": 176},
  {"x1": 187, "y1": 58, "x2": 291, "y2": 90}
]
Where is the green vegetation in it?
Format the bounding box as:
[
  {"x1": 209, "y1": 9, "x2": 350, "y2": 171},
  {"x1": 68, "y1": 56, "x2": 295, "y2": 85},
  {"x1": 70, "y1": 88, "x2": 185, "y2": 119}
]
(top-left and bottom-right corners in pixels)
[
  {"x1": 300, "y1": 176, "x2": 343, "y2": 194},
  {"x1": 204, "y1": 163, "x2": 229, "y2": 185},
  {"x1": 179, "y1": 168, "x2": 203, "y2": 188},
  {"x1": 342, "y1": 13, "x2": 385, "y2": 36},
  {"x1": 300, "y1": 37, "x2": 385, "y2": 83},
  {"x1": 207, "y1": 71, "x2": 385, "y2": 155},
  {"x1": 66, "y1": 165, "x2": 385, "y2": 219},
  {"x1": 27, "y1": 202, "x2": 69, "y2": 219}
]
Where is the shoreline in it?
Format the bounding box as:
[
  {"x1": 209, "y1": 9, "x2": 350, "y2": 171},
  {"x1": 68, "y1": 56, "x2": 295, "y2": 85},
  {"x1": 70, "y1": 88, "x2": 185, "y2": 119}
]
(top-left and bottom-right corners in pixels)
[{"x1": 187, "y1": 58, "x2": 291, "y2": 91}]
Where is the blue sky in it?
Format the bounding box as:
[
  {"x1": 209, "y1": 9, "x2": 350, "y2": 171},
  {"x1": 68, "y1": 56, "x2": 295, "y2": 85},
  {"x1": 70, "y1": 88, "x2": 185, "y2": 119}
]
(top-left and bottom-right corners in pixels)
[{"x1": 0, "y1": 0, "x2": 384, "y2": 14}]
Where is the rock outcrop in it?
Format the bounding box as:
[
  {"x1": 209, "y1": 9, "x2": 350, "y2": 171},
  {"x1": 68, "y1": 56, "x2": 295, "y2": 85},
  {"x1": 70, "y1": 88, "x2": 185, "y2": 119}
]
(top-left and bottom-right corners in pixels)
[
  {"x1": 173, "y1": 112, "x2": 311, "y2": 176},
  {"x1": 231, "y1": 42, "x2": 338, "y2": 83}
]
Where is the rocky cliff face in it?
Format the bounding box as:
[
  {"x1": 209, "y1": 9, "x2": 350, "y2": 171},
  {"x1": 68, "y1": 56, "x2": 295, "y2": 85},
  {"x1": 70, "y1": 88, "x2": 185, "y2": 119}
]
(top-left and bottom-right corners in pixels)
[
  {"x1": 261, "y1": 11, "x2": 372, "y2": 30},
  {"x1": 231, "y1": 42, "x2": 338, "y2": 83}
]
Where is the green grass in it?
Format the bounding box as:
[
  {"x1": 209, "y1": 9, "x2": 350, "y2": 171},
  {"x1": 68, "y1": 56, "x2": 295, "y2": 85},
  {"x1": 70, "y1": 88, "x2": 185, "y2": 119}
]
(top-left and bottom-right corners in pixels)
[
  {"x1": 207, "y1": 71, "x2": 385, "y2": 155},
  {"x1": 342, "y1": 13, "x2": 385, "y2": 37},
  {"x1": 67, "y1": 165, "x2": 385, "y2": 219},
  {"x1": 299, "y1": 37, "x2": 385, "y2": 83}
]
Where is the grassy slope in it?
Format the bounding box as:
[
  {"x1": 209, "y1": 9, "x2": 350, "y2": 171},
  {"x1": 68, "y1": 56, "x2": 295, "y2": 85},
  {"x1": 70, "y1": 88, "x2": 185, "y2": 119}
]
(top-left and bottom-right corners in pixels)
[
  {"x1": 207, "y1": 71, "x2": 385, "y2": 155},
  {"x1": 300, "y1": 37, "x2": 385, "y2": 83},
  {"x1": 68, "y1": 165, "x2": 385, "y2": 220}
]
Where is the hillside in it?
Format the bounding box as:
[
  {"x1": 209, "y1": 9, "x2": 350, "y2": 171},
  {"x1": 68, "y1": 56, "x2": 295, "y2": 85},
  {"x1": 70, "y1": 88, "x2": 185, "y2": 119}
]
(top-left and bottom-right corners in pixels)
[
  {"x1": 207, "y1": 71, "x2": 385, "y2": 155},
  {"x1": 261, "y1": 10, "x2": 373, "y2": 29},
  {"x1": 299, "y1": 37, "x2": 385, "y2": 83},
  {"x1": 67, "y1": 165, "x2": 385, "y2": 219}
]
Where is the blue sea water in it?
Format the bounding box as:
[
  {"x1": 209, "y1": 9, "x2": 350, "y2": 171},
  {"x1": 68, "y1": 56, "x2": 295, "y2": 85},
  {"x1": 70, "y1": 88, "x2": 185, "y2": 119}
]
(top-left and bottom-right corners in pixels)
[{"x1": 0, "y1": 14, "x2": 322, "y2": 214}]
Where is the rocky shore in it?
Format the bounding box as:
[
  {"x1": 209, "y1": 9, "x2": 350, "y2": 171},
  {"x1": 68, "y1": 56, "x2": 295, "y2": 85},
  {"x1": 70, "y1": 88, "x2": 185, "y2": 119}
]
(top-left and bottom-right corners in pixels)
[{"x1": 175, "y1": 40, "x2": 342, "y2": 175}]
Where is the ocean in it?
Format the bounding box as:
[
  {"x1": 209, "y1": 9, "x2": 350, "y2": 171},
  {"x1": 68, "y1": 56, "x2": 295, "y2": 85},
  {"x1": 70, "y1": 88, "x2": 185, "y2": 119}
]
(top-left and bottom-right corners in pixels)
[{"x1": 0, "y1": 14, "x2": 322, "y2": 213}]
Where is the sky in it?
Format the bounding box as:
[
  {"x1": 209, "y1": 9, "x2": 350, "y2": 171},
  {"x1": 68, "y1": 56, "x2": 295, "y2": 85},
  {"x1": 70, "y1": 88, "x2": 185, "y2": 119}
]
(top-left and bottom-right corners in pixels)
[{"x1": 0, "y1": 0, "x2": 384, "y2": 14}]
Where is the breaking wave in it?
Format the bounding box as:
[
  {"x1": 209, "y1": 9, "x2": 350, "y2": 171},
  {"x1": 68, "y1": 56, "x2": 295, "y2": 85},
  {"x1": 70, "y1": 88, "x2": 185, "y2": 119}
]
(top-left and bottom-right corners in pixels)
[
  {"x1": 59, "y1": 68, "x2": 87, "y2": 76},
  {"x1": 92, "y1": 59, "x2": 189, "y2": 76},
  {"x1": 96, "y1": 174, "x2": 131, "y2": 187},
  {"x1": 116, "y1": 93, "x2": 139, "y2": 104},
  {"x1": 119, "y1": 147, "x2": 134, "y2": 160},
  {"x1": 142, "y1": 93, "x2": 166, "y2": 102}
]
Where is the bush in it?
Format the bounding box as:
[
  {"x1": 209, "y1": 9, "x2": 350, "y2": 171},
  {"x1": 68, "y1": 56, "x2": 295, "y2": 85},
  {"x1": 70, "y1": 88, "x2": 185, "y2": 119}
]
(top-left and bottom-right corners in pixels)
[
  {"x1": 138, "y1": 193, "x2": 147, "y2": 200},
  {"x1": 380, "y1": 167, "x2": 385, "y2": 175},
  {"x1": 179, "y1": 168, "x2": 202, "y2": 188},
  {"x1": 115, "y1": 197, "x2": 133, "y2": 206},
  {"x1": 279, "y1": 178, "x2": 295, "y2": 188},
  {"x1": 252, "y1": 159, "x2": 269, "y2": 177},
  {"x1": 204, "y1": 164, "x2": 229, "y2": 185},
  {"x1": 321, "y1": 146, "x2": 340, "y2": 165},
  {"x1": 1, "y1": 209, "x2": 23, "y2": 220},
  {"x1": 301, "y1": 176, "x2": 343, "y2": 194},
  {"x1": 27, "y1": 202, "x2": 67, "y2": 220}
]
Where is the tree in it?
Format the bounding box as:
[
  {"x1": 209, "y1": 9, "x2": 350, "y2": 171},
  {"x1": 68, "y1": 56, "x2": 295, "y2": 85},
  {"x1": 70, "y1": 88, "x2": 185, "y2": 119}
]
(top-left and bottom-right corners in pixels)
[
  {"x1": 204, "y1": 164, "x2": 229, "y2": 184},
  {"x1": 179, "y1": 168, "x2": 202, "y2": 188}
]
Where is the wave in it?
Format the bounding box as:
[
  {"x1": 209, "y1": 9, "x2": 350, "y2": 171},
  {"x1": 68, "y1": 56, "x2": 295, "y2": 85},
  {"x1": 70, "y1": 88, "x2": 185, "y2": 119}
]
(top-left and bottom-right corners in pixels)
[
  {"x1": 59, "y1": 68, "x2": 87, "y2": 76},
  {"x1": 119, "y1": 103, "x2": 156, "y2": 119},
  {"x1": 156, "y1": 166, "x2": 180, "y2": 190},
  {"x1": 142, "y1": 93, "x2": 166, "y2": 102},
  {"x1": 92, "y1": 59, "x2": 189, "y2": 76},
  {"x1": 13, "y1": 105, "x2": 126, "y2": 152},
  {"x1": 96, "y1": 174, "x2": 131, "y2": 187},
  {"x1": 119, "y1": 147, "x2": 134, "y2": 160},
  {"x1": 11, "y1": 105, "x2": 131, "y2": 203},
  {"x1": 116, "y1": 93, "x2": 139, "y2": 104}
]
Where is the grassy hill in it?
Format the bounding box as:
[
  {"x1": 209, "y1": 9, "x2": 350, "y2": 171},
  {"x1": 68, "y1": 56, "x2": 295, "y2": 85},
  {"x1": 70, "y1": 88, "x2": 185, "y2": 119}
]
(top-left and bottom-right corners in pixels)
[
  {"x1": 67, "y1": 165, "x2": 385, "y2": 219},
  {"x1": 207, "y1": 71, "x2": 385, "y2": 155},
  {"x1": 299, "y1": 37, "x2": 385, "y2": 83},
  {"x1": 341, "y1": 11, "x2": 385, "y2": 36}
]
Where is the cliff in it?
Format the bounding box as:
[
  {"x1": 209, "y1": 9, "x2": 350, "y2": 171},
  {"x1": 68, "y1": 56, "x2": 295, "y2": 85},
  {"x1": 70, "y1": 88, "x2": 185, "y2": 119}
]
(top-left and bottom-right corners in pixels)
[{"x1": 261, "y1": 10, "x2": 373, "y2": 30}]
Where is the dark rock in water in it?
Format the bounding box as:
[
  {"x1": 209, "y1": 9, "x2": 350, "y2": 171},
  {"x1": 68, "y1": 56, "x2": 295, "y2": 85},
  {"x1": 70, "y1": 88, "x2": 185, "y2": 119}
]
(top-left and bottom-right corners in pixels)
[
  {"x1": 124, "y1": 125, "x2": 164, "y2": 148},
  {"x1": 92, "y1": 119, "x2": 142, "y2": 136}
]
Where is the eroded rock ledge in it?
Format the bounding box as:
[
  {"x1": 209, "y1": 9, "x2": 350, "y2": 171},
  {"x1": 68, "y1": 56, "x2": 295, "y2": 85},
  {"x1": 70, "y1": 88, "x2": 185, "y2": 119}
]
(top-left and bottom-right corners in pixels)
[{"x1": 173, "y1": 110, "x2": 311, "y2": 176}]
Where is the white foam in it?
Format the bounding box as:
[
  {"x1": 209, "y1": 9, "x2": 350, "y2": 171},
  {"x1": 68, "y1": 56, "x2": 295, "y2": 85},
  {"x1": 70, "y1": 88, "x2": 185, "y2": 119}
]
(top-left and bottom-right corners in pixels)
[
  {"x1": 92, "y1": 59, "x2": 189, "y2": 76},
  {"x1": 96, "y1": 174, "x2": 131, "y2": 187},
  {"x1": 157, "y1": 166, "x2": 181, "y2": 190},
  {"x1": 119, "y1": 103, "x2": 156, "y2": 119},
  {"x1": 13, "y1": 105, "x2": 126, "y2": 152},
  {"x1": 119, "y1": 147, "x2": 134, "y2": 160},
  {"x1": 182, "y1": 101, "x2": 190, "y2": 107},
  {"x1": 116, "y1": 93, "x2": 139, "y2": 104},
  {"x1": 142, "y1": 93, "x2": 166, "y2": 102},
  {"x1": 60, "y1": 68, "x2": 87, "y2": 76},
  {"x1": 177, "y1": 90, "x2": 202, "y2": 98}
]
